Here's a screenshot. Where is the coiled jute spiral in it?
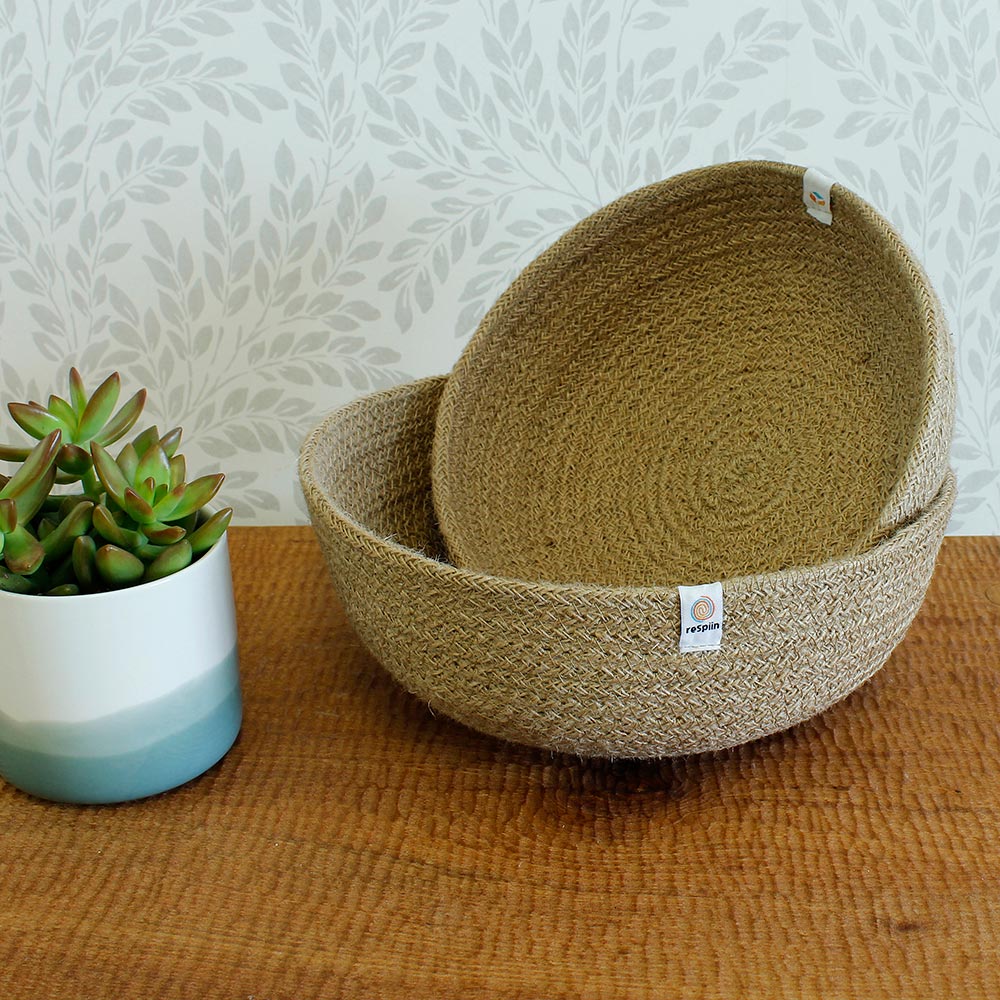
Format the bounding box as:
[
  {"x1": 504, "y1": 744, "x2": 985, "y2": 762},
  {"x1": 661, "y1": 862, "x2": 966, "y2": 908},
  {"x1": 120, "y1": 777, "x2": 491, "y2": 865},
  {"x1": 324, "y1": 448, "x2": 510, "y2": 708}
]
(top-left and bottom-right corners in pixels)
[{"x1": 433, "y1": 160, "x2": 954, "y2": 588}]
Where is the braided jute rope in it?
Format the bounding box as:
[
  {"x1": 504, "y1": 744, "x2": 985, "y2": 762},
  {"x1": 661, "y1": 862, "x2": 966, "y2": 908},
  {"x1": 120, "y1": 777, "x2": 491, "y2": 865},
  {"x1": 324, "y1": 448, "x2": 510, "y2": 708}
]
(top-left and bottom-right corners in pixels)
[
  {"x1": 300, "y1": 377, "x2": 955, "y2": 758},
  {"x1": 433, "y1": 160, "x2": 955, "y2": 587}
]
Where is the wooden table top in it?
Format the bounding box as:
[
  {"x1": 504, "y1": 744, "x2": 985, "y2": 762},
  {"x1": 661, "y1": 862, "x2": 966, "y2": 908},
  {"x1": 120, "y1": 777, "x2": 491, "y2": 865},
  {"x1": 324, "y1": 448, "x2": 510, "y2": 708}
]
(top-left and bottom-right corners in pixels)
[{"x1": 2, "y1": 530, "x2": 999, "y2": 999}]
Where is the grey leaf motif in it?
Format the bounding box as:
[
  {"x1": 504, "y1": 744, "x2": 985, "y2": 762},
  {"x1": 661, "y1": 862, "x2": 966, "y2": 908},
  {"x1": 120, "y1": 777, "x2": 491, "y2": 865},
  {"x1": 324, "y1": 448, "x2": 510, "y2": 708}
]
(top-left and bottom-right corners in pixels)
[
  {"x1": 3, "y1": 0, "x2": 999, "y2": 529},
  {"x1": 838, "y1": 78, "x2": 878, "y2": 104}
]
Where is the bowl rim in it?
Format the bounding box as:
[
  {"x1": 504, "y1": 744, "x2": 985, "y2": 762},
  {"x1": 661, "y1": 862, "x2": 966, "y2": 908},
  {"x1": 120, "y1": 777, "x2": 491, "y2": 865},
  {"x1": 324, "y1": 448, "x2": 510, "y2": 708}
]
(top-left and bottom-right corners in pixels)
[{"x1": 299, "y1": 376, "x2": 957, "y2": 605}]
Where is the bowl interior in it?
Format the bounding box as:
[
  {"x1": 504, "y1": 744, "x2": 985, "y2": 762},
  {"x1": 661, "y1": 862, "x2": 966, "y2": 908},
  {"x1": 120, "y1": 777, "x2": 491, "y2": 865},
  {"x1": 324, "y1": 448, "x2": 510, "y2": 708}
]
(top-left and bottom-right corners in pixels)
[
  {"x1": 307, "y1": 376, "x2": 449, "y2": 560},
  {"x1": 433, "y1": 161, "x2": 943, "y2": 587}
]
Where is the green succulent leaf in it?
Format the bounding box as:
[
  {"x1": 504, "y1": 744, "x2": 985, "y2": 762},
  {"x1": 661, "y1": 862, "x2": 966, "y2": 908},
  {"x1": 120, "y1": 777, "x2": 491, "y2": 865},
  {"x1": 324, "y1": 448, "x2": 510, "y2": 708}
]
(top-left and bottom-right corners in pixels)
[
  {"x1": 145, "y1": 539, "x2": 192, "y2": 582},
  {"x1": 116, "y1": 442, "x2": 139, "y2": 484},
  {"x1": 168, "y1": 454, "x2": 185, "y2": 489},
  {"x1": 123, "y1": 486, "x2": 155, "y2": 524},
  {"x1": 56, "y1": 443, "x2": 92, "y2": 476},
  {"x1": 0, "y1": 431, "x2": 61, "y2": 523},
  {"x1": 72, "y1": 534, "x2": 96, "y2": 588},
  {"x1": 58, "y1": 495, "x2": 89, "y2": 520},
  {"x1": 159, "y1": 427, "x2": 182, "y2": 458},
  {"x1": 77, "y1": 372, "x2": 121, "y2": 442},
  {"x1": 0, "y1": 444, "x2": 31, "y2": 463},
  {"x1": 94, "y1": 544, "x2": 144, "y2": 586},
  {"x1": 90, "y1": 441, "x2": 129, "y2": 507},
  {"x1": 3, "y1": 523, "x2": 45, "y2": 575},
  {"x1": 93, "y1": 503, "x2": 144, "y2": 549},
  {"x1": 136, "y1": 443, "x2": 171, "y2": 491},
  {"x1": 39, "y1": 500, "x2": 94, "y2": 560},
  {"x1": 178, "y1": 511, "x2": 199, "y2": 534},
  {"x1": 8, "y1": 401, "x2": 65, "y2": 440},
  {"x1": 134, "y1": 476, "x2": 155, "y2": 504},
  {"x1": 0, "y1": 565, "x2": 35, "y2": 593},
  {"x1": 47, "y1": 394, "x2": 78, "y2": 431},
  {"x1": 167, "y1": 474, "x2": 224, "y2": 521},
  {"x1": 93, "y1": 389, "x2": 146, "y2": 447},
  {"x1": 0, "y1": 497, "x2": 16, "y2": 535},
  {"x1": 68, "y1": 368, "x2": 88, "y2": 414},
  {"x1": 142, "y1": 521, "x2": 186, "y2": 545},
  {"x1": 0, "y1": 430, "x2": 61, "y2": 498},
  {"x1": 188, "y1": 507, "x2": 233, "y2": 554},
  {"x1": 46, "y1": 583, "x2": 81, "y2": 596},
  {"x1": 46, "y1": 553, "x2": 77, "y2": 588},
  {"x1": 131, "y1": 425, "x2": 160, "y2": 457},
  {"x1": 152, "y1": 482, "x2": 186, "y2": 520}
]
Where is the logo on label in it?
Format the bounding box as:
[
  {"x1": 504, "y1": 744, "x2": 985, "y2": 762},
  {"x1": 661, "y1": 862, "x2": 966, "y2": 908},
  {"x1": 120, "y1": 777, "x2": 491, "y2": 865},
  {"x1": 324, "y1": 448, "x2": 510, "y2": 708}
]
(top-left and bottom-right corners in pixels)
[
  {"x1": 803, "y1": 169, "x2": 833, "y2": 225},
  {"x1": 678, "y1": 582, "x2": 724, "y2": 652},
  {"x1": 691, "y1": 596, "x2": 715, "y2": 622}
]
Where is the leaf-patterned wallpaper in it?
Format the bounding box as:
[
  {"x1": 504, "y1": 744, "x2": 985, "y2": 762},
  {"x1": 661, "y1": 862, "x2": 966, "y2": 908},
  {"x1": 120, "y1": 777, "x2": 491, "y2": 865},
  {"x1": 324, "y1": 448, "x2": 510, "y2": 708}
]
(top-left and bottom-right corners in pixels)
[{"x1": 0, "y1": 0, "x2": 996, "y2": 529}]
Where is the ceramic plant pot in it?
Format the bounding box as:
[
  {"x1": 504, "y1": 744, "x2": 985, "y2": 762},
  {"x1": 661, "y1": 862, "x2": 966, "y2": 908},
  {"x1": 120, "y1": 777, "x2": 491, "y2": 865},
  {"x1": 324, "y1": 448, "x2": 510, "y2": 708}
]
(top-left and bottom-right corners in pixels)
[{"x1": 0, "y1": 533, "x2": 242, "y2": 804}]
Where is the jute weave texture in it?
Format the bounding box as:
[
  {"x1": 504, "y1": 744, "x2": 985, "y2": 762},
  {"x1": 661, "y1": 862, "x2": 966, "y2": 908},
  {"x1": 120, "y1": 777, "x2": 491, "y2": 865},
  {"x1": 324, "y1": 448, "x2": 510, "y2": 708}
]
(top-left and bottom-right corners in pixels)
[
  {"x1": 432, "y1": 160, "x2": 955, "y2": 588},
  {"x1": 300, "y1": 377, "x2": 954, "y2": 758}
]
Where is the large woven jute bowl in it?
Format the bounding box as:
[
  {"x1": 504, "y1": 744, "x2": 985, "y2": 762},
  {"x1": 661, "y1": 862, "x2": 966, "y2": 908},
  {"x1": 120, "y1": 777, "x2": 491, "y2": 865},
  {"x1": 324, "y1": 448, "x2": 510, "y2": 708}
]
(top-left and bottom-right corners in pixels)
[
  {"x1": 433, "y1": 160, "x2": 955, "y2": 587},
  {"x1": 300, "y1": 376, "x2": 955, "y2": 759}
]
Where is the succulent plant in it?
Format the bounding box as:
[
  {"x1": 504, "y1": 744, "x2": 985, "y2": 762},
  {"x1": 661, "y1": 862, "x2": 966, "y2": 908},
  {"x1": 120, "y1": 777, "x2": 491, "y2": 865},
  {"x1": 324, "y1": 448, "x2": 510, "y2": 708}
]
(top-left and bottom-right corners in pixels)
[
  {"x1": 0, "y1": 369, "x2": 145, "y2": 491},
  {"x1": 0, "y1": 369, "x2": 232, "y2": 596}
]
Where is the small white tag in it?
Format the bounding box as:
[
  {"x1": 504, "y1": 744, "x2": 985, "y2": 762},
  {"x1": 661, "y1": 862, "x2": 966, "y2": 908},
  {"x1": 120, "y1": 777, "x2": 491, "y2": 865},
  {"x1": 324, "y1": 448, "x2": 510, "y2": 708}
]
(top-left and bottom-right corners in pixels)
[
  {"x1": 803, "y1": 167, "x2": 834, "y2": 225},
  {"x1": 678, "y1": 582, "x2": 723, "y2": 653}
]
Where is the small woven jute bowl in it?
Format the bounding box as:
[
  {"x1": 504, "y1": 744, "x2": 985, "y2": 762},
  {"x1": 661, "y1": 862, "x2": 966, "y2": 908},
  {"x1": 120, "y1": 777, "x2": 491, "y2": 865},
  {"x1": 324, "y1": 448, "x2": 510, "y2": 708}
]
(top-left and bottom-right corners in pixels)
[
  {"x1": 433, "y1": 160, "x2": 955, "y2": 588},
  {"x1": 300, "y1": 376, "x2": 955, "y2": 758}
]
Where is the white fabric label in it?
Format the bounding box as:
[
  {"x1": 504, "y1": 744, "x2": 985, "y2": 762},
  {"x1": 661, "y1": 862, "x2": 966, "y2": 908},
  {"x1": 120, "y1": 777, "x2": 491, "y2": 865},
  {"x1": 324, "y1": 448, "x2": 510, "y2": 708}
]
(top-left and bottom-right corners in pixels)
[
  {"x1": 803, "y1": 167, "x2": 834, "y2": 225},
  {"x1": 678, "y1": 582, "x2": 724, "y2": 653}
]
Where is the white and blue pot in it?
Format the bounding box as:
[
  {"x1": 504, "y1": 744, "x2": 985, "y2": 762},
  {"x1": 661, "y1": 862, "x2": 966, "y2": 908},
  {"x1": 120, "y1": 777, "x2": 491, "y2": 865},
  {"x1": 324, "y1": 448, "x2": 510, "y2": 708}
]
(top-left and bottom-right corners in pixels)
[{"x1": 0, "y1": 534, "x2": 242, "y2": 804}]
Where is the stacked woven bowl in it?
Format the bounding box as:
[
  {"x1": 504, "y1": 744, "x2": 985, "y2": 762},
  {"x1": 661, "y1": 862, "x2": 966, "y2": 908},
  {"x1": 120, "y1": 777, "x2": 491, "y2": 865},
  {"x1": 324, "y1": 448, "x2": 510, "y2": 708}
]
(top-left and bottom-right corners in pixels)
[{"x1": 299, "y1": 160, "x2": 955, "y2": 759}]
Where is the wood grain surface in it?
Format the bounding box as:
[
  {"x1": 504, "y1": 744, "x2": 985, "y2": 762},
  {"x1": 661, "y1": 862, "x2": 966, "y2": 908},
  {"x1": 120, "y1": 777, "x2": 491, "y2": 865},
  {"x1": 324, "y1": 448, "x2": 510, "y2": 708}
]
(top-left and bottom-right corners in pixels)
[{"x1": 1, "y1": 530, "x2": 998, "y2": 999}]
